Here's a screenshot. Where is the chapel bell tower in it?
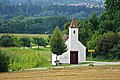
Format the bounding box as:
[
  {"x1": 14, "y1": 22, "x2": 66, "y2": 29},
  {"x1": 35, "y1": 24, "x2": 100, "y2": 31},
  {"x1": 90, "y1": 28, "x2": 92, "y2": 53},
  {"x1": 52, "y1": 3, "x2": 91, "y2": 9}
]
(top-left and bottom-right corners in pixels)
[{"x1": 69, "y1": 19, "x2": 79, "y2": 51}]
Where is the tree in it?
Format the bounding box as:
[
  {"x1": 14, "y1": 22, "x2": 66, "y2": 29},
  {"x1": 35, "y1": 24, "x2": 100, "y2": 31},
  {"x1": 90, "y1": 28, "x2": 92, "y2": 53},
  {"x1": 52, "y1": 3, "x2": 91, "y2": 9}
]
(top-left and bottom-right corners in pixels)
[
  {"x1": 50, "y1": 26, "x2": 67, "y2": 64},
  {"x1": 89, "y1": 12, "x2": 99, "y2": 31},
  {"x1": 33, "y1": 37, "x2": 47, "y2": 50},
  {"x1": 87, "y1": 31, "x2": 102, "y2": 57},
  {"x1": 20, "y1": 37, "x2": 31, "y2": 49},
  {"x1": 87, "y1": 31, "x2": 102, "y2": 49},
  {"x1": 78, "y1": 19, "x2": 93, "y2": 45},
  {"x1": 63, "y1": 22, "x2": 70, "y2": 35},
  {"x1": 110, "y1": 44, "x2": 120, "y2": 60},
  {"x1": 99, "y1": 0, "x2": 120, "y2": 33},
  {"x1": 110, "y1": 32, "x2": 120, "y2": 60},
  {"x1": 96, "y1": 32, "x2": 119, "y2": 59},
  {"x1": 105, "y1": 0, "x2": 120, "y2": 13},
  {"x1": 0, "y1": 35, "x2": 15, "y2": 47}
]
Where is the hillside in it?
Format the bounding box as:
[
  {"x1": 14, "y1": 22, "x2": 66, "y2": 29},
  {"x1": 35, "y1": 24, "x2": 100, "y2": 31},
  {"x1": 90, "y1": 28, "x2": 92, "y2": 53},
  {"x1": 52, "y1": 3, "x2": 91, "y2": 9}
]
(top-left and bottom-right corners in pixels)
[{"x1": 0, "y1": 0, "x2": 103, "y2": 4}]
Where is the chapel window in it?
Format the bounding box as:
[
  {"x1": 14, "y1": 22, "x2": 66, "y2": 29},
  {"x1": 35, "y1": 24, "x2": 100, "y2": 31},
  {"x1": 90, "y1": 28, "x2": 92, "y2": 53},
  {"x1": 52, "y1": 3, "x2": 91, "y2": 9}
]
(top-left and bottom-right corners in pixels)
[{"x1": 73, "y1": 30, "x2": 75, "y2": 34}]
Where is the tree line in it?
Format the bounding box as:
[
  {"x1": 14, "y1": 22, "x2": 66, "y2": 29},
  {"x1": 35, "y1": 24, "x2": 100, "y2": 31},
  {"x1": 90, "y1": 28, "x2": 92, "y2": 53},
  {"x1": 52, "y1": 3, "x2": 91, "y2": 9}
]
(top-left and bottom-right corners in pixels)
[
  {"x1": 0, "y1": 16, "x2": 68, "y2": 34},
  {"x1": 0, "y1": 35, "x2": 48, "y2": 50}
]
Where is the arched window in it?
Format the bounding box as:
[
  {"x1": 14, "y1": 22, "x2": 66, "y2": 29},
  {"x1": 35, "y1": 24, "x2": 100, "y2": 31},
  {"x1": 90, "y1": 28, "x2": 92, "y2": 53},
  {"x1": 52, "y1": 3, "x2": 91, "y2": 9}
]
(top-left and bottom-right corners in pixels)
[{"x1": 73, "y1": 30, "x2": 75, "y2": 34}]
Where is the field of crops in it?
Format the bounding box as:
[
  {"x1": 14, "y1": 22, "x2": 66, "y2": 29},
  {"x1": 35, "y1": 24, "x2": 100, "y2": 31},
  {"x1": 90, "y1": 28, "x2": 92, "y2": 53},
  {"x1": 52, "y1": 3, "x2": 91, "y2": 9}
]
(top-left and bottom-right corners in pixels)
[
  {"x1": 0, "y1": 66, "x2": 120, "y2": 80},
  {"x1": 0, "y1": 34, "x2": 48, "y2": 39}
]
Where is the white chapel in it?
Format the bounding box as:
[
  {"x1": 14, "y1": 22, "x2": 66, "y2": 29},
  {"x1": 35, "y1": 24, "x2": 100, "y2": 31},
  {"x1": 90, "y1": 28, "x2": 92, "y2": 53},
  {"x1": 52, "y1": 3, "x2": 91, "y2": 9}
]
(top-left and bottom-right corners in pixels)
[{"x1": 52, "y1": 19, "x2": 86, "y2": 65}]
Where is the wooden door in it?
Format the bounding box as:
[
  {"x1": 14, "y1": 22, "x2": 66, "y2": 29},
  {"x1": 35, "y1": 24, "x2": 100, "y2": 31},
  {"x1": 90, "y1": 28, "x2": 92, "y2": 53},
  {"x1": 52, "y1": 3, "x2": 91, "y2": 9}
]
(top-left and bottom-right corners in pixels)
[{"x1": 70, "y1": 51, "x2": 78, "y2": 64}]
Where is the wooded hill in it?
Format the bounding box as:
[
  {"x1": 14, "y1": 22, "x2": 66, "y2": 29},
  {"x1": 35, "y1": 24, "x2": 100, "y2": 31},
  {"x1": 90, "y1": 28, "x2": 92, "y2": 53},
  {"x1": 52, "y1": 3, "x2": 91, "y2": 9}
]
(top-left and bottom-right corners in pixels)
[{"x1": 1, "y1": 0, "x2": 102, "y2": 4}]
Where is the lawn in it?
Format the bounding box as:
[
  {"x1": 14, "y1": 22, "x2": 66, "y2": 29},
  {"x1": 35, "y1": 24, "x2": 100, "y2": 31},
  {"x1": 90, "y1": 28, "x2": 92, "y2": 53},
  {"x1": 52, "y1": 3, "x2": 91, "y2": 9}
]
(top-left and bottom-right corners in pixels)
[
  {"x1": 0, "y1": 66, "x2": 120, "y2": 80},
  {"x1": 0, "y1": 47, "x2": 51, "y2": 71},
  {"x1": 87, "y1": 57, "x2": 120, "y2": 62}
]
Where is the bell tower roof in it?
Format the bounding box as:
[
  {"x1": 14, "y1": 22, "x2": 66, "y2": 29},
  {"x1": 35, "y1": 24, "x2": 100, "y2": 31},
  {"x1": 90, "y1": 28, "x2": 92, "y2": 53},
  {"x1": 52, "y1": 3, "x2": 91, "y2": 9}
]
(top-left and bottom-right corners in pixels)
[{"x1": 69, "y1": 18, "x2": 78, "y2": 28}]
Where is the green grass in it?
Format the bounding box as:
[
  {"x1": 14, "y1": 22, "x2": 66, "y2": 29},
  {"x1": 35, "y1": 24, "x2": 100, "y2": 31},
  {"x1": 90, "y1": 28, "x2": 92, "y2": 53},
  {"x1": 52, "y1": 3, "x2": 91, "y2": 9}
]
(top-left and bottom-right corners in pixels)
[
  {"x1": 87, "y1": 57, "x2": 120, "y2": 62},
  {"x1": 0, "y1": 47, "x2": 51, "y2": 71},
  {"x1": 80, "y1": 62, "x2": 94, "y2": 64},
  {"x1": 0, "y1": 34, "x2": 48, "y2": 40}
]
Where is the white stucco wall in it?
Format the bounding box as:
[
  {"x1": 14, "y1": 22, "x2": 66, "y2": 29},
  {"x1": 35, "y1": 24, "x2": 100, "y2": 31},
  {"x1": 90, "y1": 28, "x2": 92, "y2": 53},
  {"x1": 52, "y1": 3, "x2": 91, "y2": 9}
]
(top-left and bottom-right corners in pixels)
[
  {"x1": 60, "y1": 50, "x2": 70, "y2": 64},
  {"x1": 78, "y1": 42, "x2": 86, "y2": 63},
  {"x1": 69, "y1": 28, "x2": 79, "y2": 51}
]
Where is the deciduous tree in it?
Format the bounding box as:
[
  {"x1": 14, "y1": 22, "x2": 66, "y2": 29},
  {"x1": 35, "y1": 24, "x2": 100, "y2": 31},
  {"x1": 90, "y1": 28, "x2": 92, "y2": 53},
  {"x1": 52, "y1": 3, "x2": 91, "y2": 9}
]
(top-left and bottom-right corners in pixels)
[
  {"x1": 20, "y1": 37, "x2": 31, "y2": 49},
  {"x1": 33, "y1": 37, "x2": 47, "y2": 50}
]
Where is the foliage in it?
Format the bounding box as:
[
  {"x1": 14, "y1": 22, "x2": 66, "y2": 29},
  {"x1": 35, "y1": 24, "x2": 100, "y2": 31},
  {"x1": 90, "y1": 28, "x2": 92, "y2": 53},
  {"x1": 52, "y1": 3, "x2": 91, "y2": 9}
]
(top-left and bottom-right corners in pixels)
[
  {"x1": 0, "y1": 35, "x2": 16, "y2": 47},
  {"x1": 50, "y1": 27, "x2": 67, "y2": 60},
  {"x1": 105, "y1": 0, "x2": 120, "y2": 13},
  {"x1": 0, "y1": 16, "x2": 68, "y2": 34},
  {"x1": 63, "y1": 22, "x2": 70, "y2": 35},
  {"x1": 33, "y1": 37, "x2": 47, "y2": 50},
  {"x1": 0, "y1": 50, "x2": 9, "y2": 72},
  {"x1": 96, "y1": 32, "x2": 119, "y2": 59},
  {"x1": 78, "y1": 19, "x2": 93, "y2": 45},
  {"x1": 89, "y1": 12, "x2": 99, "y2": 31},
  {"x1": 99, "y1": 0, "x2": 120, "y2": 33},
  {"x1": 20, "y1": 37, "x2": 31, "y2": 49},
  {"x1": 110, "y1": 44, "x2": 120, "y2": 60},
  {"x1": 87, "y1": 31, "x2": 102, "y2": 49}
]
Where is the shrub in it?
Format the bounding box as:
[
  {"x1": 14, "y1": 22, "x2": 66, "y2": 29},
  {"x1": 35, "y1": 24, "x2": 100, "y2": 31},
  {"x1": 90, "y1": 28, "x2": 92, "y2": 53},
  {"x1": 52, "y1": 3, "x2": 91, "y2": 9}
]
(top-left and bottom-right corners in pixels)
[
  {"x1": 96, "y1": 32, "x2": 119, "y2": 59},
  {"x1": 89, "y1": 63, "x2": 94, "y2": 67},
  {"x1": 20, "y1": 37, "x2": 31, "y2": 49},
  {"x1": 0, "y1": 35, "x2": 15, "y2": 47},
  {"x1": 0, "y1": 50, "x2": 9, "y2": 72},
  {"x1": 33, "y1": 37, "x2": 47, "y2": 50}
]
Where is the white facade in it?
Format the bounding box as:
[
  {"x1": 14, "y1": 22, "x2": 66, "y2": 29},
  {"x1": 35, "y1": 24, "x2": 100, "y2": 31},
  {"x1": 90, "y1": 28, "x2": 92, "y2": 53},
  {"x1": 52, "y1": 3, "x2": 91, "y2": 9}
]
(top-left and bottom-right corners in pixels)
[{"x1": 52, "y1": 19, "x2": 86, "y2": 65}]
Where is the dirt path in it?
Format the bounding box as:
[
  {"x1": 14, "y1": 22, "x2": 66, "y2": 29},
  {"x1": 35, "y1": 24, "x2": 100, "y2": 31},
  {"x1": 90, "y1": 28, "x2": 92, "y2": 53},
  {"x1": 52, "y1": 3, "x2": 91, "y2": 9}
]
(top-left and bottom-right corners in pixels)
[{"x1": 0, "y1": 66, "x2": 120, "y2": 80}]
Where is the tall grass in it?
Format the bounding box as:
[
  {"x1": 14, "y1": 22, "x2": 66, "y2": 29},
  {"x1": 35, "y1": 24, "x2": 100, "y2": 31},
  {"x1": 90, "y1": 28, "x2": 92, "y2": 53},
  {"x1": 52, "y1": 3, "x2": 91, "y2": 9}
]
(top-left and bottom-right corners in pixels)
[{"x1": 0, "y1": 47, "x2": 51, "y2": 71}]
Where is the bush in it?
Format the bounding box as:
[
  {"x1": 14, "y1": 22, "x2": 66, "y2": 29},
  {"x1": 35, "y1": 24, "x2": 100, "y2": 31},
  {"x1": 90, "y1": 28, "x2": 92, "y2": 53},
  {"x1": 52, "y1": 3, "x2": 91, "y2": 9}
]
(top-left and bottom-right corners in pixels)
[
  {"x1": 33, "y1": 37, "x2": 47, "y2": 50},
  {"x1": 96, "y1": 32, "x2": 119, "y2": 59},
  {"x1": 20, "y1": 37, "x2": 31, "y2": 49},
  {"x1": 0, "y1": 50, "x2": 9, "y2": 72},
  {"x1": 89, "y1": 63, "x2": 94, "y2": 67},
  {"x1": 0, "y1": 35, "x2": 15, "y2": 47}
]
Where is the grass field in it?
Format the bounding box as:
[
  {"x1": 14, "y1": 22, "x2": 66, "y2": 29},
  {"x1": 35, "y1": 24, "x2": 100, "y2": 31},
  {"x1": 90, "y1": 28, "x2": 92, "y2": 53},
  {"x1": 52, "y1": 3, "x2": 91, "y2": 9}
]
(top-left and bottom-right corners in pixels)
[
  {"x1": 0, "y1": 66, "x2": 120, "y2": 80},
  {"x1": 0, "y1": 47, "x2": 51, "y2": 71},
  {"x1": 0, "y1": 34, "x2": 48, "y2": 39}
]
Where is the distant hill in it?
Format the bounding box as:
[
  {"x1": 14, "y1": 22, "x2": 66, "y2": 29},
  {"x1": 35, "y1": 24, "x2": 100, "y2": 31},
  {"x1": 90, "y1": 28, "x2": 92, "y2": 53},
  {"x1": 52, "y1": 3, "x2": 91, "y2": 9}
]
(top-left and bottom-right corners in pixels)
[
  {"x1": 0, "y1": 0, "x2": 10, "y2": 4},
  {"x1": 0, "y1": 0, "x2": 103, "y2": 4}
]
